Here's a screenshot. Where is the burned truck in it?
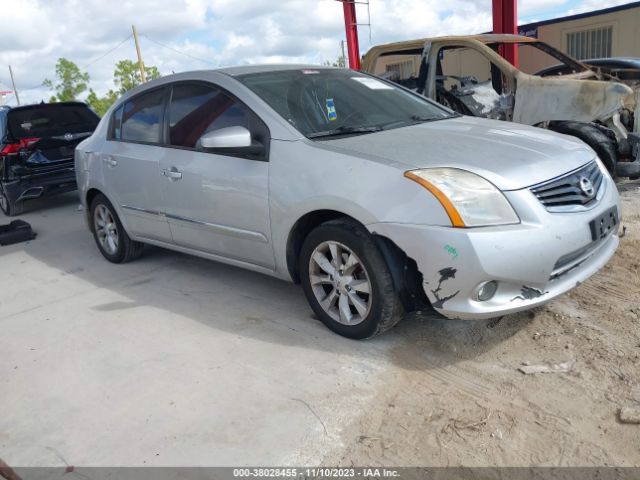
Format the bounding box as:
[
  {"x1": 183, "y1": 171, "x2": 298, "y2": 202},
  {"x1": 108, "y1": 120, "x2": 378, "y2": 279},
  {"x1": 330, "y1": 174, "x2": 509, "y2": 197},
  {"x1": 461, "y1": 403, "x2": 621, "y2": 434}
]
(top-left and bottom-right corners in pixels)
[
  {"x1": 0, "y1": 102, "x2": 100, "y2": 216},
  {"x1": 361, "y1": 35, "x2": 640, "y2": 178}
]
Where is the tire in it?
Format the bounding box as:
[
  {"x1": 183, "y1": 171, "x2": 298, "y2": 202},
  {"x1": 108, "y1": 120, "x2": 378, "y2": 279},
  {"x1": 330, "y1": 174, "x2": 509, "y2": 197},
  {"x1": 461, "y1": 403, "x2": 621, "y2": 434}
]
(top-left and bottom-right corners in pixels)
[
  {"x1": 90, "y1": 194, "x2": 144, "y2": 263},
  {"x1": 299, "y1": 218, "x2": 404, "y2": 339},
  {"x1": 548, "y1": 121, "x2": 618, "y2": 177},
  {"x1": 0, "y1": 186, "x2": 23, "y2": 217}
]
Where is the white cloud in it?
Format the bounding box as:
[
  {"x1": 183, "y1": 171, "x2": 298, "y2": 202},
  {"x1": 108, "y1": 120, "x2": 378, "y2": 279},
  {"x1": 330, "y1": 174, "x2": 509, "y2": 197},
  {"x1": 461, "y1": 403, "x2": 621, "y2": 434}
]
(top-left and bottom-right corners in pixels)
[{"x1": 0, "y1": 0, "x2": 635, "y2": 106}]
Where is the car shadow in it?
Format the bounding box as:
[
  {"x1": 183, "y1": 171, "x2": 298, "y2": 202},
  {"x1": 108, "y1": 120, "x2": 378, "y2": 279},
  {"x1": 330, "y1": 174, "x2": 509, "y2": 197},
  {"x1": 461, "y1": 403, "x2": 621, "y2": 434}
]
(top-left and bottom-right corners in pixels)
[{"x1": 2, "y1": 197, "x2": 535, "y2": 373}]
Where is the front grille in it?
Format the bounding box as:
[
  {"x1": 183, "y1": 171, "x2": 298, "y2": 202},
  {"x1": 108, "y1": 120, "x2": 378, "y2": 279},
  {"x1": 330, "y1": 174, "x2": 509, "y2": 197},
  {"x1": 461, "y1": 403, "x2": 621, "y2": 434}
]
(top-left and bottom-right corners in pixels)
[{"x1": 530, "y1": 161, "x2": 603, "y2": 210}]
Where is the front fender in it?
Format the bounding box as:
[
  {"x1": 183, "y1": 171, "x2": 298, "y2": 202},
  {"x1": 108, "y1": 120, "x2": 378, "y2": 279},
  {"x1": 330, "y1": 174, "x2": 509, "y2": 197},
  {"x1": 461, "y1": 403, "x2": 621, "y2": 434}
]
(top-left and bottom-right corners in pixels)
[{"x1": 513, "y1": 73, "x2": 632, "y2": 126}]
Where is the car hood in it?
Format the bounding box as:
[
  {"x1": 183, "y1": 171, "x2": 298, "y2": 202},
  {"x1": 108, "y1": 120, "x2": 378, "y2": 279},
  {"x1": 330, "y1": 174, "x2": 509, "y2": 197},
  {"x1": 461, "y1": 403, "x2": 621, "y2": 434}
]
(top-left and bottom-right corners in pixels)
[{"x1": 316, "y1": 116, "x2": 596, "y2": 190}]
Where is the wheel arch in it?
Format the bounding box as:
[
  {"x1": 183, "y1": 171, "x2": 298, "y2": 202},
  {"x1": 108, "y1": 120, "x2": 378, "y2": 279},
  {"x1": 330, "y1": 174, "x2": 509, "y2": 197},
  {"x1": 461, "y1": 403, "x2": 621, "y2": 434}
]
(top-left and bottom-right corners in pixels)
[
  {"x1": 286, "y1": 209, "x2": 429, "y2": 313},
  {"x1": 286, "y1": 209, "x2": 354, "y2": 283}
]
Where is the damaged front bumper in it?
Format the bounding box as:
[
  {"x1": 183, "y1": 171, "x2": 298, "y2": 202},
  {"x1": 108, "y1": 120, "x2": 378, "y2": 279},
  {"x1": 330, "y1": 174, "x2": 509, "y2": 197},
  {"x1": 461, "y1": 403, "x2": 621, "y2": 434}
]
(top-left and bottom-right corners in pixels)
[{"x1": 368, "y1": 175, "x2": 620, "y2": 320}]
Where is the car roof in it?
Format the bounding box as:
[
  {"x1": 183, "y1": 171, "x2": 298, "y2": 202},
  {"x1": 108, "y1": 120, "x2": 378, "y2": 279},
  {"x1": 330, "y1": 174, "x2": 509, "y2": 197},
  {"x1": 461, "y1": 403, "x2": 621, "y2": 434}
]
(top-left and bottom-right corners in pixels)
[
  {"x1": 216, "y1": 64, "x2": 336, "y2": 76},
  {"x1": 119, "y1": 64, "x2": 340, "y2": 100},
  {"x1": 366, "y1": 34, "x2": 536, "y2": 52},
  {"x1": 8, "y1": 101, "x2": 89, "y2": 112}
]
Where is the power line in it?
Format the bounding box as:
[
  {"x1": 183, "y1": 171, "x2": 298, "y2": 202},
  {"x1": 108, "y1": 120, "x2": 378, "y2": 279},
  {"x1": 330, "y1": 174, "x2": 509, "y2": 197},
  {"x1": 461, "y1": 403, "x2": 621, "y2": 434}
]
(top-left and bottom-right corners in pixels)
[
  {"x1": 141, "y1": 34, "x2": 217, "y2": 66},
  {"x1": 82, "y1": 34, "x2": 132, "y2": 69}
]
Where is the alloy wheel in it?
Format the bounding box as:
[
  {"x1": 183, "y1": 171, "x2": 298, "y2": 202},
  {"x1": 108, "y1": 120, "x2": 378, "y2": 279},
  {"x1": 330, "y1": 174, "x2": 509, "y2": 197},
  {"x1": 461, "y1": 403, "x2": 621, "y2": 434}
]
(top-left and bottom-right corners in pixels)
[
  {"x1": 94, "y1": 204, "x2": 119, "y2": 255},
  {"x1": 308, "y1": 240, "x2": 372, "y2": 325}
]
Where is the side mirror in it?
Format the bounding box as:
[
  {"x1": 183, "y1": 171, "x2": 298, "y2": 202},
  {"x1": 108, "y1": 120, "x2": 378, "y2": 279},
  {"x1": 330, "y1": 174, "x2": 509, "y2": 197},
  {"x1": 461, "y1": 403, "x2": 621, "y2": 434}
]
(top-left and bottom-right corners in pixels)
[
  {"x1": 200, "y1": 126, "x2": 252, "y2": 149},
  {"x1": 198, "y1": 126, "x2": 264, "y2": 158}
]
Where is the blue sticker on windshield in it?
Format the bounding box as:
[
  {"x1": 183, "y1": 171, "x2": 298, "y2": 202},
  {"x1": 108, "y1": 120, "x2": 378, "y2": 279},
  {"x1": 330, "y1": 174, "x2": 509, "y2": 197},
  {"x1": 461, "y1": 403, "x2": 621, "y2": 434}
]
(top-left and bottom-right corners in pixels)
[{"x1": 326, "y1": 98, "x2": 337, "y2": 121}]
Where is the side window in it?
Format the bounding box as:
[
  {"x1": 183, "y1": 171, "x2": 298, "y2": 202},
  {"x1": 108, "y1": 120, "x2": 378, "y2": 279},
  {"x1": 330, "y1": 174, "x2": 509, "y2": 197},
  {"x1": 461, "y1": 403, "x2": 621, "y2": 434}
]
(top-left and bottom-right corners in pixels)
[
  {"x1": 120, "y1": 88, "x2": 164, "y2": 143},
  {"x1": 436, "y1": 47, "x2": 511, "y2": 120},
  {"x1": 111, "y1": 105, "x2": 123, "y2": 140},
  {"x1": 168, "y1": 83, "x2": 257, "y2": 150}
]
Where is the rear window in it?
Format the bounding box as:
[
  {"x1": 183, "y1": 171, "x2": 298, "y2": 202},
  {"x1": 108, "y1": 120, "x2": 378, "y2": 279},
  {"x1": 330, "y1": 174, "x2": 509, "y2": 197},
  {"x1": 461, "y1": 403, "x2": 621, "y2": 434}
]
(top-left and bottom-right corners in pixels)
[{"x1": 7, "y1": 104, "x2": 99, "y2": 140}]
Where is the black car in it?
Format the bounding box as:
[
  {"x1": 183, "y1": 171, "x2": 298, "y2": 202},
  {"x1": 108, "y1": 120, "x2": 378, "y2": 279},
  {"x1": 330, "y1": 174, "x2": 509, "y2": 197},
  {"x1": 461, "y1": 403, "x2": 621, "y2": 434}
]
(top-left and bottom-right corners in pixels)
[
  {"x1": 0, "y1": 102, "x2": 100, "y2": 216},
  {"x1": 536, "y1": 57, "x2": 640, "y2": 81}
]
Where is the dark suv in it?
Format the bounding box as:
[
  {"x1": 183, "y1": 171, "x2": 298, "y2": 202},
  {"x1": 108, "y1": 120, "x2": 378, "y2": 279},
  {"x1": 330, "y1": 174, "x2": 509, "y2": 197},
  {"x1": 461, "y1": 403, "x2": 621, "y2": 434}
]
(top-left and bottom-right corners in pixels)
[{"x1": 0, "y1": 102, "x2": 100, "y2": 216}]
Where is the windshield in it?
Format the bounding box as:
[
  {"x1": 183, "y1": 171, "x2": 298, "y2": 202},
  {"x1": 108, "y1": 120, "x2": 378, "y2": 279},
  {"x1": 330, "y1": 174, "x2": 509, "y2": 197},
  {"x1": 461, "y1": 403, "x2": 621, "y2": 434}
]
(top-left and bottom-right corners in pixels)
[
  {"x1": 238, "y1": 68, "x2": 453, "y2": 138},
  {"x1": 510, "y1": 41, "x2": 589, "y2": 76}
]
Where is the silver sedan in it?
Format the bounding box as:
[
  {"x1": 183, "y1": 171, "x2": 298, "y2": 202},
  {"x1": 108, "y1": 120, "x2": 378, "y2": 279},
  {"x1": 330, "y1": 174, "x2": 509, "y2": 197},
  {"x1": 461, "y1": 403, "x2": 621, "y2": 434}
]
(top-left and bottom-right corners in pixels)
[{"x1": 75, "y1": 65, "x2": 620, "y2": 339}]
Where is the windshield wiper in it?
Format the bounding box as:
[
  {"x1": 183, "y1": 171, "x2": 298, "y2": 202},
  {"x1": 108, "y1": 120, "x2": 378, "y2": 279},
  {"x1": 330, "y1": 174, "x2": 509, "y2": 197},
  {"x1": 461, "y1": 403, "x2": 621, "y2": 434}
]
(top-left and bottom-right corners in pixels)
[
  {"x1": 409, "y1": 114, "x2": 459, "y2": 122},
  {"x1": 379, "y1": 115, "x2": 453, "y2": 131},
  {"x1": 307, "y1": 125, "x2": 384, "y2": 139}
]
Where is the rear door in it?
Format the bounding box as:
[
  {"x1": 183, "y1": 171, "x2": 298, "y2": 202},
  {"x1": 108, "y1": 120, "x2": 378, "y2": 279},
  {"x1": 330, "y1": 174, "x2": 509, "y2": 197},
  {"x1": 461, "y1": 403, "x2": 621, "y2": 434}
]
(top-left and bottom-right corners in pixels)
[
  {"x1": 100, "y1": 87, "x2": 172, "y2": 242},
  {"x1": 159, "y1": 81, "x2": 274, "y2": 268}
]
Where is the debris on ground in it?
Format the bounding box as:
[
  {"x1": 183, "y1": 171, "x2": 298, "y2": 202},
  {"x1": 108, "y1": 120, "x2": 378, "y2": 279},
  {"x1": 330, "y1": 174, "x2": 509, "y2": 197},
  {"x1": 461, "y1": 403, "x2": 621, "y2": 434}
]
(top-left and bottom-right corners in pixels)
[
  {"x1": 518, "y1": 360, "x2": 574, "y2": 375},
  {"x1": 618, "y1": 407, "x2": 640, "y2": 424},
  {"x1": 0, "y1": 220, "x2": 36, "y2": 246}
]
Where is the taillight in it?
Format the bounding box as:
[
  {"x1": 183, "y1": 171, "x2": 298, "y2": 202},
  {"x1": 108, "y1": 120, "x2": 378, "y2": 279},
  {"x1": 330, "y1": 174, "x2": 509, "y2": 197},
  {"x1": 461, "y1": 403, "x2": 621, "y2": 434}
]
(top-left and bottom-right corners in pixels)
[{"x1": 0, "y1": 137, "x2": 40, "y2": 155}]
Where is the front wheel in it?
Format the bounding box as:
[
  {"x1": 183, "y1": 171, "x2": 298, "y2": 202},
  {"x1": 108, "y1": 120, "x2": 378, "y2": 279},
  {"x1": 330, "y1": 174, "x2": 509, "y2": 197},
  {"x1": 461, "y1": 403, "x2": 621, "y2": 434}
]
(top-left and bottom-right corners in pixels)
[
  {"x1": 300, "y1": 218, "x2": 404, "y2": 339},
  {"x1": 90, "y1": 194, "x2": 144, "y2": 263}
]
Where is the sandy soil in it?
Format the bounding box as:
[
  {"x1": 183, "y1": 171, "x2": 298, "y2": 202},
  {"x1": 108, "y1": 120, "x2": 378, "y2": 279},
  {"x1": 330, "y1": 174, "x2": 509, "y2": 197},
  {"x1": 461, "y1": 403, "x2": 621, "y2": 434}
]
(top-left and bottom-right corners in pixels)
[{"x1": 326, "y1": 179, "x2": 640, "y2": 467}]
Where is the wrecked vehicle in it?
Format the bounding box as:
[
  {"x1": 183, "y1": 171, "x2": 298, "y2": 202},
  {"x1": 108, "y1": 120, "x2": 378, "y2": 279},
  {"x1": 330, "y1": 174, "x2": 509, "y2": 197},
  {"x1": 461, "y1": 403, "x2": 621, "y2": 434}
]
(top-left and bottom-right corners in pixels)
[
  {"x1": 536, "y1": 57, "x2": 640, "y2": 84},
  {"x1": 0, "y1": 102, "x2": 100, "y2": 216},
  {"x1": 361, "y1": 35, "x2": 640, "y2": 178},
  {"x1": 77, "y1": 66, "x2": 619, "y2": 339}
]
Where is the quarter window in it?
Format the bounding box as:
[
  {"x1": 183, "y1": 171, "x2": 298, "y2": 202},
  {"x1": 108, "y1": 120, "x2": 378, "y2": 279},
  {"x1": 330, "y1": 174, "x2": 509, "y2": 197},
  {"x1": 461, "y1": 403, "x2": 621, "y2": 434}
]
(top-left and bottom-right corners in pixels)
[
  {"x1": 119, "y1": 88, "x2": 164, "y2": 143},
  {"x1": 111, "y1": 105, "x2": 123, "y2": 140},
  {"x1": 168, "y1": 83, "x2": 251, "y2": 149}
]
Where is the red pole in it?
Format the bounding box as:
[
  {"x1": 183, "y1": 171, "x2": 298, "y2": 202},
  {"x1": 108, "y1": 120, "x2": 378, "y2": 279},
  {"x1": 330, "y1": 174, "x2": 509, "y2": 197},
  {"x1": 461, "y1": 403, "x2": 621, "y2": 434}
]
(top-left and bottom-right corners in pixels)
[
  {"x1": 339, "y1": 0, "x2": 361, "y2": 70},
  {"x1": 492, "y1": 0, "x2": 518, "y2": 67}
]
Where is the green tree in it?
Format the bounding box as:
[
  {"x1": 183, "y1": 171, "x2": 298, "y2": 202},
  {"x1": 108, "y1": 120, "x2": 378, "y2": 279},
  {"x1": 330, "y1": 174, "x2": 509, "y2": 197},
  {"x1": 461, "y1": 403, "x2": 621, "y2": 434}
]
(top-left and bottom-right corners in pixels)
[
  {"x1": 86, "y1": 89, "x2": 118, "y2": 117},
  {"x1": 85, "y1": 60, "x2": 161, "y2": 117},
  {"x1": 113, "y1": 60, "x2": 161, "y2": 94},
  {"x1": 324, "y1": 55, "x2": 347, "y2": 68},
  {"x1": 43, "y1": 58, "x2": 90, "y2": 102}
]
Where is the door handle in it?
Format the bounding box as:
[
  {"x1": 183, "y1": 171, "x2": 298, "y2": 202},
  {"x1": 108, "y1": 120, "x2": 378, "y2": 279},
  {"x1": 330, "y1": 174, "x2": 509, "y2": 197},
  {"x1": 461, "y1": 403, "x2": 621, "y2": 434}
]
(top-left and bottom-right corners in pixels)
[
  {"x1": 103, "y1": 155, "x2": 117, "y2": 167},
  {"x1": 162, "y1": 167, "x2": 183, "y2": 180}
]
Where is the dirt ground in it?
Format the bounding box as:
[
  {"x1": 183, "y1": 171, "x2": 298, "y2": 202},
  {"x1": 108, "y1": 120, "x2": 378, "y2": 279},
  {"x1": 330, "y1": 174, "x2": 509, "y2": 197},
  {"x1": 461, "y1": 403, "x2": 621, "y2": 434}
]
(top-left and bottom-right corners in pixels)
[
  {"x1": 325, "y1": 179, "x2": 640, "y2": 467},
  {"x1": 1, "y1": 182, "x2": 639, "y2": 469}
]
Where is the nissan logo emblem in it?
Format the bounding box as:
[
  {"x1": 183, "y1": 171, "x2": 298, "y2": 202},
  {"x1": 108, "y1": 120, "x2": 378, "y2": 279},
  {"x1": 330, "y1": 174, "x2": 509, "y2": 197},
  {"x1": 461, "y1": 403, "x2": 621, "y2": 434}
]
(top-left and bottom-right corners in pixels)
[{"x1": 579, "y1": 176, "x2": 595, "y2": 198}]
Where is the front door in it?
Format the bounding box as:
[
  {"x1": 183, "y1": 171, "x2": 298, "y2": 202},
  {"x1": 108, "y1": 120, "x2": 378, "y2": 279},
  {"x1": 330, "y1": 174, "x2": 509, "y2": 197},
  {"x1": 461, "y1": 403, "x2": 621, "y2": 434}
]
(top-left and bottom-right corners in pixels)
[{"x1": 159, "y1": 82, "x2": 274, "y2": 269}]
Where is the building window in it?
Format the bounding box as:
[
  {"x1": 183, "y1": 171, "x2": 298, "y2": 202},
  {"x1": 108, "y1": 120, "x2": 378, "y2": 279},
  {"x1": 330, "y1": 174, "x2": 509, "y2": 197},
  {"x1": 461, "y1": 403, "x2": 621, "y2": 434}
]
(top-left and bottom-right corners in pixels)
[
  {"x1": 385, "y1": 60, "x2": 415, "y2": 78},
  {"x1": 567, "y1": 26, "x2": 612, "y2": 60}
]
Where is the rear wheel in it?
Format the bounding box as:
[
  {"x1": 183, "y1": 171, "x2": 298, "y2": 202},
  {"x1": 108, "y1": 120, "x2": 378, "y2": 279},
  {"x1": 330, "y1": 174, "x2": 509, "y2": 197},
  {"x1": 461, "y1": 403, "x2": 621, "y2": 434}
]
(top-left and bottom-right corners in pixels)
[
  {"x1": 0, "y1": 187, "x2": 23, "y2": 217},
  {"x1": 300, "y1": 218, "x2": 404, "y2": 339},
  {"x1": 90, "y1": 194, "x2": 144, "y2": 263}
]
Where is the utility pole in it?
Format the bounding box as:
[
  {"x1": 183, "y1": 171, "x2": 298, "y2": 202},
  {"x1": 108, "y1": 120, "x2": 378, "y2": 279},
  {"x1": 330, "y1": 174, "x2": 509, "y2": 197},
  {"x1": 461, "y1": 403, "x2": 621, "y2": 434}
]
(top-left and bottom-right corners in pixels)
[
  {"x1": 8, "y1": 65, "x2": 20, "y2": 105},
  {"x1": 131, "y1": 25, "x2": 147, "y2": 83},
  {"x1": 340, "y1": 40, "x2": 346, "y2": 68}
]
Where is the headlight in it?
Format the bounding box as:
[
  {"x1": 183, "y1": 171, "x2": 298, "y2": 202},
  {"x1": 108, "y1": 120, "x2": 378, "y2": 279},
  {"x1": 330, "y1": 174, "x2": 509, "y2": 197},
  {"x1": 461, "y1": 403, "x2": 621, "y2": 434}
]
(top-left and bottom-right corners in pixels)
[
  {"x1": 404, "y1": 168, "x2": 520, "y2": 227},
  {"x1": 594, "y1": 156, "x2": 612, "y2": 179}
]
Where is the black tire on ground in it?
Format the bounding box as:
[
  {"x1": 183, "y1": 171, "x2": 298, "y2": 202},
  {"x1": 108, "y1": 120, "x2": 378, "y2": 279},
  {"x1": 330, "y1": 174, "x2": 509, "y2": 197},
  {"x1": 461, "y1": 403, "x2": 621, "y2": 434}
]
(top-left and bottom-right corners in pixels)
[
  {"x1": 0, "y1": 186, "x2": 24, "y2": 217},
  {"x1": 90, "y1": 193, "x2": 144, "y2": 263},
  {"x1": 548, "y1": 121, "x2": 618, "y2": 177},
  {"x1": 299, "y1": 218, "x2": 404, "y2": 339}
]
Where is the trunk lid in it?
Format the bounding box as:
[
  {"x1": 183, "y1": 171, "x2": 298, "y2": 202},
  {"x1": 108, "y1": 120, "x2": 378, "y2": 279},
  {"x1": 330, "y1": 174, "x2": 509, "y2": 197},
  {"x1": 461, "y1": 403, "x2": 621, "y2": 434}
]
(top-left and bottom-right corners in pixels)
[{"x1": 5, "y1": 103, "x2": 99, "y2": 170}]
